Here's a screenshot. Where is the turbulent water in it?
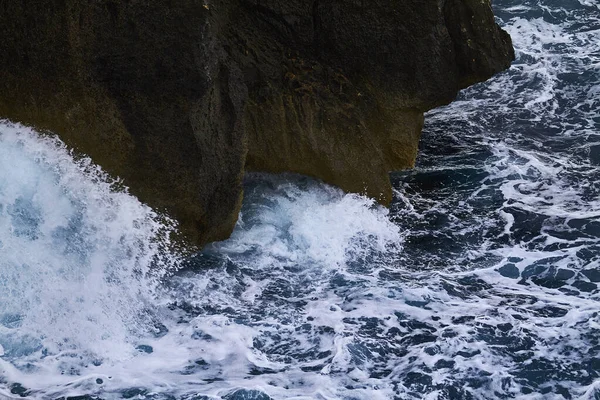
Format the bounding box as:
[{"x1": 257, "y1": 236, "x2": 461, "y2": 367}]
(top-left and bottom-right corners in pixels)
[{"x1": 1, "y1": 1, "x2": 599, "y2": 399}]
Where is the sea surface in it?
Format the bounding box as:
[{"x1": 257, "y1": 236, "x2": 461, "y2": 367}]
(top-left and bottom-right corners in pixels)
[{"x1": 1, "y1": 0, "x2": 599, "y2": 399}]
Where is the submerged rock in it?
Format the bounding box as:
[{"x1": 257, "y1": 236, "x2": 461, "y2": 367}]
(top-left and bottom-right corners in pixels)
[{"x1": 0, "y1": 0, "x2": 513, "y2": 247}]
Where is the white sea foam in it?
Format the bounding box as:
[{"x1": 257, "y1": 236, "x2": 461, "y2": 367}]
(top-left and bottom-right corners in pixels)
[
  {"x1": 0, "y1": 121, "x2": 179, "y2": 397},
  {"x1": 0, "y1": 122, "x2": 408, "y2": 398}
]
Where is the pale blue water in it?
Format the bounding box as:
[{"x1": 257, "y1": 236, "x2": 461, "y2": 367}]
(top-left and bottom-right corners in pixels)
[{"x1": 0, "y1": 1, "x2": 599, "y2": 399}]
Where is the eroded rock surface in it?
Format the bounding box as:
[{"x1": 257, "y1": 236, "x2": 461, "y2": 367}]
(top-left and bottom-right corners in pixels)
[{"x1": 0, "y1": 0, "x2": 514, "y2": 246}]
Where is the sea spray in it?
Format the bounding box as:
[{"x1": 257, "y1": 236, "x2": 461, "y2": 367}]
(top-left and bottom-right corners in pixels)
[{"x1": 0, "y1": 121, "x2": 180, "y2": 397}]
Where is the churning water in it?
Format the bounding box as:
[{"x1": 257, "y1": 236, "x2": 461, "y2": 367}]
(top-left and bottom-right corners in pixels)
[{"x1": 1, "y1": 0, "x2": 599, "y2": 398}]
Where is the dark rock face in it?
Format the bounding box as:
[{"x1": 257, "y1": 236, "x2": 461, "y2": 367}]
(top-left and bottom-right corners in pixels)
[{"x1": 0, "y1": 0, "x2": 513, "y2": 247}]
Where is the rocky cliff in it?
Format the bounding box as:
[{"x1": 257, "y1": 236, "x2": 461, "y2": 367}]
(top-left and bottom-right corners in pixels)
[{"x1": 0, "y1": 0, "x2": 514, "y2": 247}]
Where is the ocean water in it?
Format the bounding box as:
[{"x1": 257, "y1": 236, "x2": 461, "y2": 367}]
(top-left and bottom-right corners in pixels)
[{"x1": 0, "y1": 0, "x2": 599, "y2": 399}]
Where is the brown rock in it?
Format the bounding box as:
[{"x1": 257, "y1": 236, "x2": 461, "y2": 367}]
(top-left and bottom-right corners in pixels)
[{"x1": 0, "y1": 0, "x2": 514, "y2": 247}]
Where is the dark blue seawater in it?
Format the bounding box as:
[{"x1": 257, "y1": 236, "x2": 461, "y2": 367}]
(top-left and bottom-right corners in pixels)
[{"x1": 0, "y1": 0, "x2": 599, "y2": 399}]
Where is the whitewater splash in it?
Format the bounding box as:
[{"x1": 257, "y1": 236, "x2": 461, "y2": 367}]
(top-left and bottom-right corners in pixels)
[
  {"x1": 0, "y1": 122, "x2": 405, "y2": 399},
  {"x1": 1, "y1": 0, "x2": 600, "y2": 398},
  {"x1": 0, "y1": 122, "x2": 181, "y2": 397}
]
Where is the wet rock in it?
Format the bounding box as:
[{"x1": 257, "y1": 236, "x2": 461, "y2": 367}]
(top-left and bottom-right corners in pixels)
[{"x1": 0, "y1": 0, "x2": 514, "y2": 246}]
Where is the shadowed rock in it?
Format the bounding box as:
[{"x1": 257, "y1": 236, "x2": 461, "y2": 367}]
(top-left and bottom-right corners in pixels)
[{"x1": 0, "y1": 0, "x2": 514, "y2": 247}]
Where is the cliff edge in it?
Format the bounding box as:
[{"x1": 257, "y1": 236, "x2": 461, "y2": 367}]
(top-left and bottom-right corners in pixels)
[{"x1": 0, "y1": 0, "x2": 514, "y2": 246}]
